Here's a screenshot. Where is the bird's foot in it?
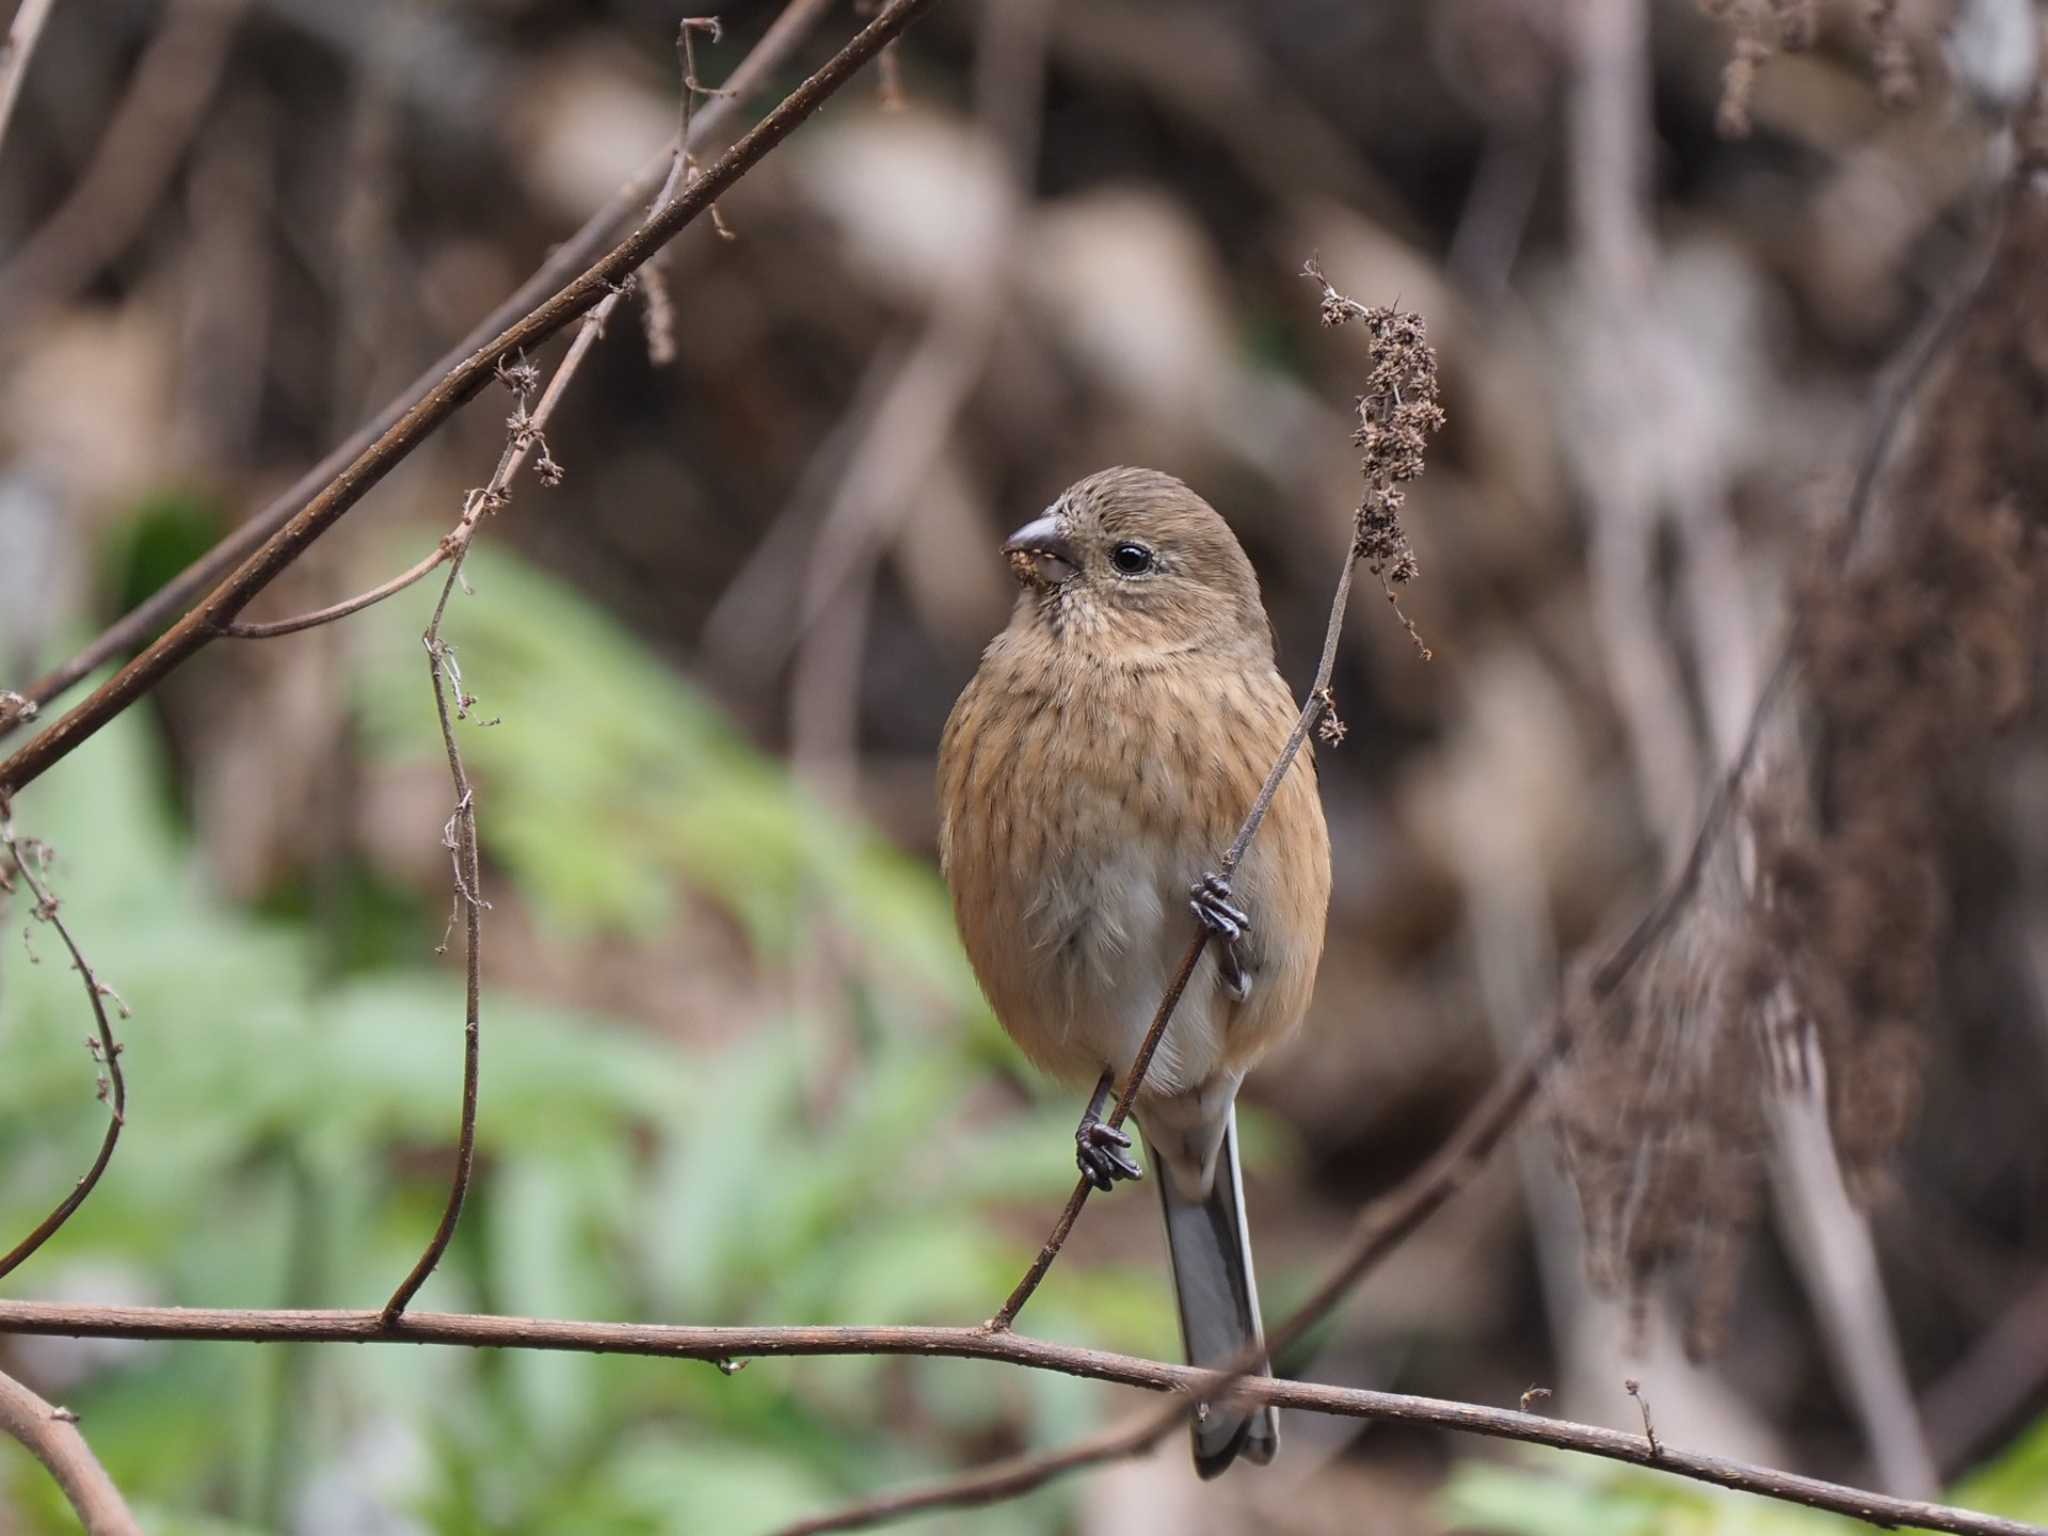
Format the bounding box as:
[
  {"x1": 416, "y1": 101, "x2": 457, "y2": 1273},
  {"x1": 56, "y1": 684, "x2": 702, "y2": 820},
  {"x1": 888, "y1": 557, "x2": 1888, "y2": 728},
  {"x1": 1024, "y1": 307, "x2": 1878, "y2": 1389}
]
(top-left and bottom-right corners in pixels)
[
  {"x1": 1191, "y1": 872, "x2": 1253, "y2": 1001},
  {"x1": 1189, "y1": 871, "x2": 1251, "y2": 942},
  {"x1": 1076, "y1": 1114, "x2": 1142, "y2": 1191}
]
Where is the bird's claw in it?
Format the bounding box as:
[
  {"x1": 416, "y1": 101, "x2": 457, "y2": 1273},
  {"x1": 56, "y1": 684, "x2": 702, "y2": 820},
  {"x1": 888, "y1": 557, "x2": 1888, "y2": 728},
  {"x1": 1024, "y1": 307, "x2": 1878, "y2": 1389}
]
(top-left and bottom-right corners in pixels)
[
  {"x1": 1076, "y1": 1116, "x2": 1142, "y2": 1190},
  {"x1": 1191, "y1": 872, "x2": 1254, "y2": 1002},
  {"x1": 1189, "y1": 871, "x2": 1251, "y2": 943}
]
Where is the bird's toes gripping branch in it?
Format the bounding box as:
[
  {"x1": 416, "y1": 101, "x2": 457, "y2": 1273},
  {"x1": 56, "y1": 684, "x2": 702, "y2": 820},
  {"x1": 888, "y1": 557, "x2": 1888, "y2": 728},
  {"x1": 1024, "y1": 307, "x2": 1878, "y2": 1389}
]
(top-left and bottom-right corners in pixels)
[
  {"x1": 1075, "y1": 1072, "x2": 1143, "y2": 1190},
  {"x1": 1190, "y1": 871, "x2": 1253, "y2": 1001},
  {"x1": 1076, "y1": 1118, "x2": 1142, "y2": 1190}
]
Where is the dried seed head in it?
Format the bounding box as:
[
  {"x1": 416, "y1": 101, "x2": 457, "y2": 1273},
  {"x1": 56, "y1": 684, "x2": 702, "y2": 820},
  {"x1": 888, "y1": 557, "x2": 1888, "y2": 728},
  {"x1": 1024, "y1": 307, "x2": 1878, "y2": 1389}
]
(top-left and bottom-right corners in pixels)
[{"x1": 1307, "y1": 259, "x2": 1445, "y2": 659}]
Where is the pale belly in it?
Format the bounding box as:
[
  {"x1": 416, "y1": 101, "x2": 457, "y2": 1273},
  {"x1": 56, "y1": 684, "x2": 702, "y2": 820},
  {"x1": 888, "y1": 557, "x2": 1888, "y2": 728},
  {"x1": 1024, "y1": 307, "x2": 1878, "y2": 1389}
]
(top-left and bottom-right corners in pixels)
[{"x1": 956, "y1": 800, "x2": 1250, "y2": 1101}]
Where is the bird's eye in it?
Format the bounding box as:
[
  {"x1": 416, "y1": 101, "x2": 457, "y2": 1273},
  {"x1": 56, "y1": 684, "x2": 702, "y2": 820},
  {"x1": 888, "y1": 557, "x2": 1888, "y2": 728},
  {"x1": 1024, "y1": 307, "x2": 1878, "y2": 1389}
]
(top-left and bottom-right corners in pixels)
[{"x1": 1110, "y1": 543, "x2": 1154, "y2": 575}]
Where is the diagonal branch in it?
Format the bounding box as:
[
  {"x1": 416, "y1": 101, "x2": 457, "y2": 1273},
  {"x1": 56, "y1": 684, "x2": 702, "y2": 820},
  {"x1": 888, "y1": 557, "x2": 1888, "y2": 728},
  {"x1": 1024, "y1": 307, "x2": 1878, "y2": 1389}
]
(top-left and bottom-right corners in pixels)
[
  {"x1": 0, "y1": 1366, "x2": 142, "y2": 1536},
  {"x1": 0, "y1": 1300, "x2": 2033, "y2": 1536},
  {"x1": 0, "y1": 0, "x2": 905, "y2": 768},
  {"x1": 0, "y1": 807, "x2": 129, "y2": 1284}
]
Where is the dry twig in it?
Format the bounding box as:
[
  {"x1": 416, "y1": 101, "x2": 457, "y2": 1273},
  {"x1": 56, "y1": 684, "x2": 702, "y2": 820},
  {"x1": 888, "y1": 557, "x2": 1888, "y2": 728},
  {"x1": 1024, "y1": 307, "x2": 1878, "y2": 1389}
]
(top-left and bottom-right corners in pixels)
[
  {"x1": 0, "y1": 807, "x2": 129, "y2": 1284},
  {"x1": 377, "y1": 554, "x2": 487, "y2": 1323}
]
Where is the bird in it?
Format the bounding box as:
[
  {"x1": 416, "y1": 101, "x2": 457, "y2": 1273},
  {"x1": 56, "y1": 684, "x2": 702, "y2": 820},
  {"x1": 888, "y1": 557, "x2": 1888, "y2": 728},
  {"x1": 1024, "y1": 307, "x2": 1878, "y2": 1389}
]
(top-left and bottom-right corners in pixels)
[{"x1": 937, "y1": 466, "x2": 1332, "y2": 1477}]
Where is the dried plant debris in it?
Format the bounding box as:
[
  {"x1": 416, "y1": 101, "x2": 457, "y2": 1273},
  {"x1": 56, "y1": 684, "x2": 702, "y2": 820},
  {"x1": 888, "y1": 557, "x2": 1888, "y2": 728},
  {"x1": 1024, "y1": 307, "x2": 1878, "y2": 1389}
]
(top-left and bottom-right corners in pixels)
[
  {"x1": 1551, "y1": 889, "x2": 1772, "y2": 1357},
  {"x1": 1307, "y1": 259, "x2": 1446, "y2": 659},
  {"x1": 1551, "y1": 182, "x2": 2048, "y2": 1355},
  {"x1": 1698, "y1": 0, "x2": 1917, "y2": 138}
]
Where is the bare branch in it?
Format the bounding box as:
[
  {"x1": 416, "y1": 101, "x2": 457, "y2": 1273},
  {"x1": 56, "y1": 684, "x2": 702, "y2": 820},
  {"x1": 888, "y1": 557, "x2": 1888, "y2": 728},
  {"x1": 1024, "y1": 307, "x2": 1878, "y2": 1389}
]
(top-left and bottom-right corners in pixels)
[
  {"x1": 0, "y1": 809, "x2": 128, "y2": 1284},
  {"x1": 0, "y1": 1367, "x2": 142, "y2": 1536},
  {"x1": 0, "y1": 1301, "x2": 2033, "y2": 1536},
  {"x1": 377, "y1": 556, "x2": 485, "y2": 1323},
  {"x1": 219, "y1": 546, "x2": 451, "y2": 639}
]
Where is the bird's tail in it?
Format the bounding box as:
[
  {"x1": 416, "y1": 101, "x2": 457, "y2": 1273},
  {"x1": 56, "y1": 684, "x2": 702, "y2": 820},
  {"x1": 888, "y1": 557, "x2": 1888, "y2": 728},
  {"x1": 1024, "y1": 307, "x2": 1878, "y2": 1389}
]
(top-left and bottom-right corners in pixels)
[{"x1": 1146, "y1": 1105, "x2": 1279, "y2": 1478}]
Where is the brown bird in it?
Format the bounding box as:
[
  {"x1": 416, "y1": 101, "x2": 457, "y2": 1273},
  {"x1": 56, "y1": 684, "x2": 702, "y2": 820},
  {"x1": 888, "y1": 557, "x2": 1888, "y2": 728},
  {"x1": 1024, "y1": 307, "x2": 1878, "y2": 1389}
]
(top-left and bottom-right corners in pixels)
[{"x1": 938, "y1": 466, "x2": 1331, "y2": 1477}]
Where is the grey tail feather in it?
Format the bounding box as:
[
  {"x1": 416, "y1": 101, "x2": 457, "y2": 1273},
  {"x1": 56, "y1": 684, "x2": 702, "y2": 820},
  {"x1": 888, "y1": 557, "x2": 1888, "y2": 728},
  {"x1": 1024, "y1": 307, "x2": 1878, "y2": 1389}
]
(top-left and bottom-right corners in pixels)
[{"x1": 1145, "y1": 1105, "x2": 1279, "y2": 1479}]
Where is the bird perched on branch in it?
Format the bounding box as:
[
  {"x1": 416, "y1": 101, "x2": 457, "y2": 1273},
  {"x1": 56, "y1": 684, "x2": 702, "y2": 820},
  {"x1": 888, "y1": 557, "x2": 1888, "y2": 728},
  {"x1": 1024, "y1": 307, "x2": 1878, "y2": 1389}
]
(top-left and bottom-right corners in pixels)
[{"x1": 939, "y1": 466, "x2": 1331, "y2": 1477}]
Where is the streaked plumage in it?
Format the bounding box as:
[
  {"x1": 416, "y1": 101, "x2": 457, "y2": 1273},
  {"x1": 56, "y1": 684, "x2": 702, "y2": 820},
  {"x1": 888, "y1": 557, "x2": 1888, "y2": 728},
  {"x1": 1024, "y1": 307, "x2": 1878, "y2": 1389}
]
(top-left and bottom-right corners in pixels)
[{"x1": 938, "y1": 466, "x2": 1332, "y2": 1476}]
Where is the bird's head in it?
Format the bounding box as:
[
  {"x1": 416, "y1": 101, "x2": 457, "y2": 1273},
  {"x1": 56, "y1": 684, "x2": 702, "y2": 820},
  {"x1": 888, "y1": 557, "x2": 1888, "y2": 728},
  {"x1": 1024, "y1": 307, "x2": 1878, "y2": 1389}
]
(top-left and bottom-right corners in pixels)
[{"x1": 1001, "y1": 467, "x2": 1270, "y2": 656}]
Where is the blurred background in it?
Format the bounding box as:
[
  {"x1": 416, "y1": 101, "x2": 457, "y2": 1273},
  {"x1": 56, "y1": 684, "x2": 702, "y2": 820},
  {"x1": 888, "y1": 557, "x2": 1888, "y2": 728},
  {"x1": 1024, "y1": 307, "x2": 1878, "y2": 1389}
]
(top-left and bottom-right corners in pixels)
[{"x1": 2, "y1": 0, "x2": 2048, "y2": 1531}]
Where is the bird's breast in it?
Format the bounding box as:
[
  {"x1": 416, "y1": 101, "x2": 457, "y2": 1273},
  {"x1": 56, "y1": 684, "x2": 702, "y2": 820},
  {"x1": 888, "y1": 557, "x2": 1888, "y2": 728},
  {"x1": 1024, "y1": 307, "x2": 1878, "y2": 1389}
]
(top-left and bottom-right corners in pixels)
[{"x1": 939, "y1": 640, "x2": 1323, "y2": 1090}]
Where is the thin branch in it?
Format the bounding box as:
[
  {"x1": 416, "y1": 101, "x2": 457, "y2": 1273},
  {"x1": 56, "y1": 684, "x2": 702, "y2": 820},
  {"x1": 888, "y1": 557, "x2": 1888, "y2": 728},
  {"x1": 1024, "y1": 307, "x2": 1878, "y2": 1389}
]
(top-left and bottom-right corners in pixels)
[
  {"x1": 0, "y1": 0, "x2": 58, "y2": 162},
  {"x1": 219, "y1": 546, "x2": 449, "y2": 638},
  {"x1": 0, "y1": 1302, "x2": 2032, "y2": 1536},
  {"x1": 376, "y1": 557, "x2": 485, "y2": 1324},
  {"x1": 0, "y1": 809, "x2": 128, "y2": 1284},
  {"x1": 0, "y1": 0, "x2": 839, "y2": 739},
  {"x1": 376, "y1": 37, "x2": 715, "y2": 1312},
  {"x1": 0, "y1": 1367, "x2": 142, "y2": 1536}
]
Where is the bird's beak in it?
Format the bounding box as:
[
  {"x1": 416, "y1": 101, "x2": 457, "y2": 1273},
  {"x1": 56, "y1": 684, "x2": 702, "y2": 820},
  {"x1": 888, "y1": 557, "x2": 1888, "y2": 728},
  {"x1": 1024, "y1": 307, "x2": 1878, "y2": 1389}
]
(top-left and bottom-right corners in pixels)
[{"x1": 1003, "y1": 513, "x2": 1078, "y2": 588}]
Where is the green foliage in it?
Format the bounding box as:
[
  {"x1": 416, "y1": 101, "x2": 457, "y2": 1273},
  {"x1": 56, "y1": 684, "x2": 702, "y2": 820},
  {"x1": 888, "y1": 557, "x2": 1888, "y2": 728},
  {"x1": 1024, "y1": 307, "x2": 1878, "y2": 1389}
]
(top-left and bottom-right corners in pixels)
[
  {"x1": 103, "y1": 490, "x2": 229, "y2": 637},
  {"x1": 0, "y1": 548, "x2": 1147, "y2": 1532}
]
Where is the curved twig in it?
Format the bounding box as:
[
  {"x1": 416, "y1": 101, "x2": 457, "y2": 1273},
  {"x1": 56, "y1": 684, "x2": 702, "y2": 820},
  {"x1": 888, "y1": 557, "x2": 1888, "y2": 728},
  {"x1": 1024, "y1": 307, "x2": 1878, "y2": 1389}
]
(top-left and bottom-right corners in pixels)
[
  {"x1": 0, "y1": 1367, "x2": 142, "y2": 1536},
  {"x1": 0, "y1": 811, "x2": 128, "y2": 1284},
  {"x1": 376, "y1": 556, "x2": 485, "y2": 1324},
  {"x1": 220, "y1": 546, "x2": 450, "y2": 639},
  {"x1": 0, "y1": 1300, "x2": 2033, "y2": 1536}
]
